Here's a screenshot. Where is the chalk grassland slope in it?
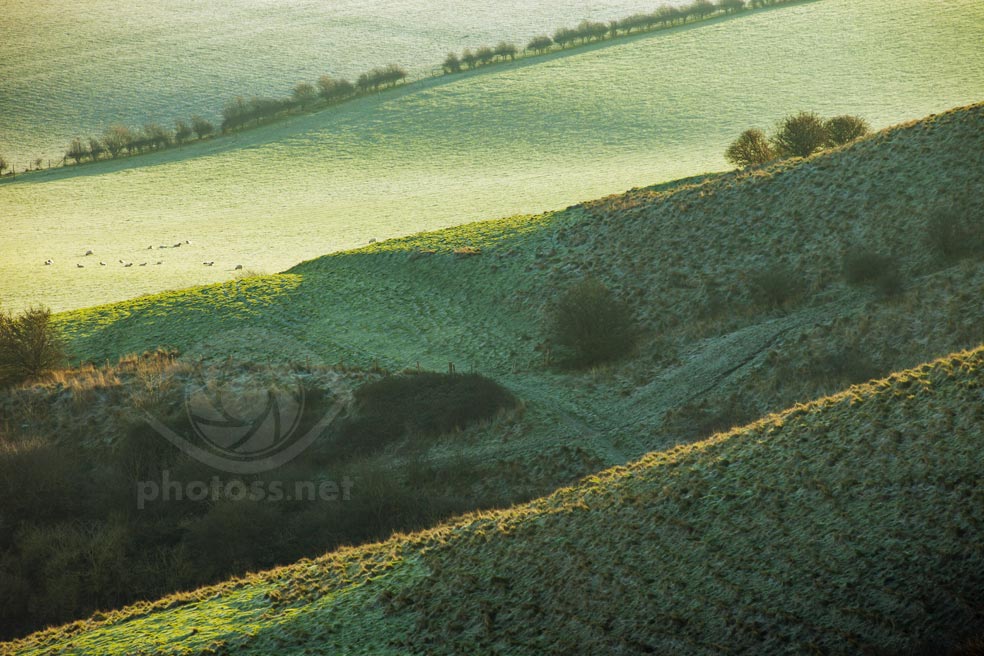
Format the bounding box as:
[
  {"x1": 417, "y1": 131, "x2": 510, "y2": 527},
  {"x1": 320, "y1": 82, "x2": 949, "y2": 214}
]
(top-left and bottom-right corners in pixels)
[
  {"x1": 55, "y1": 103, "x2": 984, "y2": 436},
  {"x1": 6, "y1": 345, "x2": 983, "y2": 655},
  {"x1": 0, "y1": 0, "x2": 689, "y2": 165},
  {"x1": 3, "y1": 0, "x2": 983, "y2": 313}
]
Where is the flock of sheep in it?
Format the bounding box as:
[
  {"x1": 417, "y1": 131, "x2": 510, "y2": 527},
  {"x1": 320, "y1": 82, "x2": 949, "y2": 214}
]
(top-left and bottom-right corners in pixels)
[{"x1": 44, "y1": 241, "x2": 243, "y2": 270}]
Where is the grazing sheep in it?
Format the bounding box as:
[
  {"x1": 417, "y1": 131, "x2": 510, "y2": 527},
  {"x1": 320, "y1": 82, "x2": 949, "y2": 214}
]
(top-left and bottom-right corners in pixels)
[
  {"x1": 44, "y1": 259, "x2": 53, "y2": 265},
  {"x1": 369, "y1": 238, "x2": 377, "y2": 244},
  {"x1": 99, "y1": 261, "x2": 107, "y2": 266},
  {"x1": 156, "y1": 260, "x2": 163, "y2": 265},
  {"x1": 147, "y1": 245, "x2": 153, "y2": 250},
  {"x1": 173, "y1": 242, "x2": 182, "y2": 248},
  {"x1": 234, "y1": 264, "x2": 244, "y2": 270},
  {"x1": 158, "y1": 245, "x2": 167, "y2": 249},
  {"x1": 84, "y1": 249, "x2": 94, "y2": 256},
  {"x1": 118, "y1": 259, "x2": 125, "y2": 263},
  {"x1": 123, "y1": 262, "x2": 133, "y2": 267},
  {"x1": 139, "y1": 262, "x2": 148, "y2": 266},
  {"x1": 76, "y1": 263, "x2": 85, "y2": 268},
  {"x1": 203, "y1": 261, "x2": 214, "y2": 266},
  {"x1": 185, "y1": 240, "x2": 191, "y2": 244}
]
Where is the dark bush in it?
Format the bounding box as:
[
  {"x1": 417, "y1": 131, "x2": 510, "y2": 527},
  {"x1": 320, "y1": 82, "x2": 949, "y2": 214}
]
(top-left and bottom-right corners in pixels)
[
  {"x1": 547, "y1": 278, "x2": 636, "y2": 368},
  {"x1": 0, "y1": 306, "x2": 66, "y2": 386},
  {"x1": 825, "y1": 114, "x2": 871, "y2": 146},
  {"x1": 809, "y1": 346, "x2": 882, "y2": 389},
  {"x1": 842, "y1": 247, "x2": 903, "y2": 295},
  {"x1": 725, "y1": 128, "x2": 774, "y2": 169},
  {"x1": 333, "y1": 372, "x2": 517, "y2": 456},
  {"x1": 771, "y1": 111, "x2": 829, "y2": 158},
  {"x1": 926, "y1": 207, "x2": 984, "y2": 261},
  {"x1": 747, "y1": 264, "x2": 805, "y2": 309}
]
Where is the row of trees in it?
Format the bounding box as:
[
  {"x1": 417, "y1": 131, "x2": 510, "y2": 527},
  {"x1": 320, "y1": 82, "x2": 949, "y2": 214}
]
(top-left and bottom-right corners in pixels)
[
  {"x1": 442, "y1": 0, "x2": 800, "y2": 74},
  {"x1": 53, "y1": 0, "x2": 804, "y2": 169},
  {"x1": 725, "y1": 112, "x2": 872, "y2": 168},
  {"x1": 63, "y1": 61, "x2": 409, "y2": 161},
  {"x1": 63, "y1": 116, "x2": 215, "y2": 164},
  {"x1": 221, "y1": 64, "x2": 407, "y2": 131}
]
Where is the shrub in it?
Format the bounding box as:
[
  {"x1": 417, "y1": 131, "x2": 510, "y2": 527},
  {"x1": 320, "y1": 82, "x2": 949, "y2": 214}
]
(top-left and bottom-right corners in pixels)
[
  {"x1": 333, "y1": 372, "x2": 517, "y2": 456},
  {"x1": 842, "y1": 246, "x2": 903, "y2": 295},
  {"x1": 527, "y1": 35, "x2": 553, "y2": 53},
  {"x1": 825, "y1": 114, "x2": 870, "y2": 146},
  {"x1": 747, "y1": 264, "x2": 805, "y2": 309},
  {"x1": 926, "y1": 207, "x2": 984, "y2": 261},
  {"x1": 547, "y1": 278, "x2": 635, "y2": 367},
  {"x1": 771, "y1": 111, "x2": 828, "y2": 158},
  {"x1": 0, "y1": 306, "x2": 66, "y2": 386},
  {"x1": 725, "y1": 128, "x2": 774, "y2": 169},
  {"x1": 190, "y1": 115, "x2": 214, "y2": 139}
]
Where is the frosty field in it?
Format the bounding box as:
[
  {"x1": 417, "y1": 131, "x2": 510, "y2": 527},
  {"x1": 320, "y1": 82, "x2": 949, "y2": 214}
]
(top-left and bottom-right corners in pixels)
[
  {"x1": 0, "y1": 0, "x2": 686, "y2": 166},
  {"x1": 1, "y1": 0, "x2": 982, "y2": 312}
]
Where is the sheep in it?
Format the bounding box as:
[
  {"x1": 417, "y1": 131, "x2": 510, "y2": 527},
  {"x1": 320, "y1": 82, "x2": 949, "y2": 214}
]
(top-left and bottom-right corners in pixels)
[
  {"x1": 123, "y1": 262, "x2": 133, "y2": 267},
  {"x1": 147, "y1": 245, "x2": 153, "y2": 250},
  {"x1": 76, "y1": 263, "x2": 85, "y2": 268},
  {"x1": 118, "y1": 259, "x2": 125, "y2": 264},
  {"x1": 99, "y1": 261, "x2": 107, "y2": 266},
  {"x1": 234, "y1": 264, "x2": 243, "y2": 270},
  {"x1": 156, "y1": 260, "x2": 163, "y2": 265},
  {"x1": 84, "y1": 249, "x2": 94, "y2": 256},
  {"x1": 203, "y1": 261, "x2": 214, "y2": 266},
  {"x1": 44, "y1": 259, "x2": 53, "y2": 265},
  {"x1": 158, "y1": 245, "x2": 167, "y2": 249},
  {"x1": 173, "y1": 242, "x2": 182, "y2": 248}
]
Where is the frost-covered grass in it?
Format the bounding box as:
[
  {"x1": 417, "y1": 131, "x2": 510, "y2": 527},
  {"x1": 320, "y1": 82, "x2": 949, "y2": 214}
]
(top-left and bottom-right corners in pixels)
[{"x1": 2, "y1": 0, "x2": 982, "y2": 313}]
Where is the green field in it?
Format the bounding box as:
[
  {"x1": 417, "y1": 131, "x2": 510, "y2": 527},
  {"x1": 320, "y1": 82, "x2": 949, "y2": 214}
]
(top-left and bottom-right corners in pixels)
[{"x1": 2, "y1": 0, "x2": 982, "y2": 313}]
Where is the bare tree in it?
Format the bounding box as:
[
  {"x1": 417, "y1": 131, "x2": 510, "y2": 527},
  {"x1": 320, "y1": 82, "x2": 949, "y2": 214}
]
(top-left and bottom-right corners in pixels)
[
  {"x1": 317, "y1": 75, "x2": 355, "y2": 102},
  {"x1": 174, "y1": 119, "x2": 193, "y2": 144},
  {"x1": 67, "y1": 137, "x2": 88, "y2": 164},
  {"x1": 88, "y1": 137, "x2": 104, "y2": 161},
  {"x1": 526, "y1": 35, "x2": 553, "y2": 53},
  {"x1": 191, "y1": 115, "x2": 214, "y2": 140},
  {"x1": 292, "y1": 82, "x2": 318, "y2": 107},
  {"x1": 725, "y1": 128, "x2": 774, "y2": 168},
  {"x1": 493, "y1": 41, "x2": 518, "y2": 61},
  {"x1": 442, "y1": 52, "x2": 462, "y2": 73},
  {"x1": 718, "y1": 0, "x2": 746, "y2": 13},
  {"x1": 0, "y1": 155, "x2": 8, "y2": 175},
  {"x1": 475, "y1": 46, "x2": 495, "y2": 66},
  {"x1": 461, "y1": 48, "x2": 477, "y2": 69},
  {"x1": 825, "y1": 115, "x2": 871, "y2": 146},
  {"x1": 771, "y1": 111, "x2": 828, "y2": 158},
  {"x1": 142, "y1": 123, "x2": 172, "y2": 150},
  {"x1": 102, "y1": 125, "x2": 133, "y2": 158}
]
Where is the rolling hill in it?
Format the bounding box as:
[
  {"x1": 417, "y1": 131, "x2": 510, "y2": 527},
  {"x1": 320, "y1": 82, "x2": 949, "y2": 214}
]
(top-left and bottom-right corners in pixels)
[
  {"x1": 52, "y1": 100, "x2": 984, "y2": 468},
  {"x1": 2, "y1": 0, "x2": 982, "y2": 313},
  {"x1": 5, "y1": 343, "x2": 982, "y2": 655},
  {"x1": 0, "y1": 100, "x2": 981, "y2": 652}
]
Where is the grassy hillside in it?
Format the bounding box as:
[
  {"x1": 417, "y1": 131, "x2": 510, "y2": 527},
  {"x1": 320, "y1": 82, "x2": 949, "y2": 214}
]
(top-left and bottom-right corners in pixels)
[
  {"x1": 3, "y1": 0, "x2": 983, "y2": 313},
  {"x1": 6, "y1": 344, "x2": 983, "y2": 655},
  {"x1": 52, "y1": 102, "x2": 984, "y2": 454}
]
